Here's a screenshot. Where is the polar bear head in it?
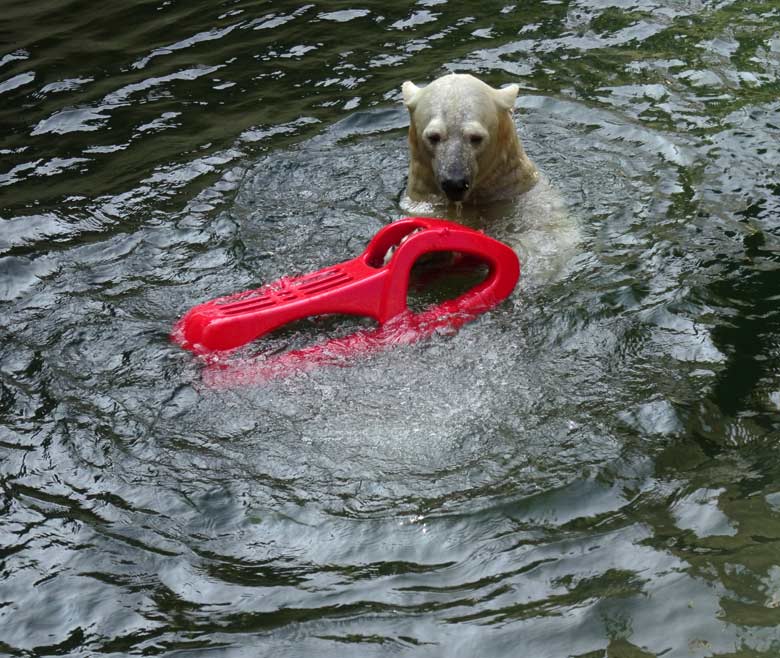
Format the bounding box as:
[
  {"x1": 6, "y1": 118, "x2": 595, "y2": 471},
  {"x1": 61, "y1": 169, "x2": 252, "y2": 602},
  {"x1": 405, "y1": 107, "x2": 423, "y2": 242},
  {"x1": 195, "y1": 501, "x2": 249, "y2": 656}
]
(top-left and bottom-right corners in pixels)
[{"x1": 402, "y1": 73, "x2": 538, "y2": 204}]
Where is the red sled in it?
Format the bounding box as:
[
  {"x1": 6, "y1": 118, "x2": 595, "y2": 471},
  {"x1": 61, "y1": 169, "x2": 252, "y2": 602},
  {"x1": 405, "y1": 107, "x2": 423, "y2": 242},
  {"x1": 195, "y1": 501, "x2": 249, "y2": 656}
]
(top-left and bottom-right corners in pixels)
[{"x1": 172, "y1": 217, "x2": 520, "y2": 384}]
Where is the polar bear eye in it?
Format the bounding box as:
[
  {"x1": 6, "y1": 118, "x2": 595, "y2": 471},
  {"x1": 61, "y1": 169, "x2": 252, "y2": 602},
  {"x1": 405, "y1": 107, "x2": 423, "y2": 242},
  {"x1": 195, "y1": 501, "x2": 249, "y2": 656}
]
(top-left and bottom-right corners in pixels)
[
  {"x1": 469, "y1": 134, "x2": 484, "y2": 146},
  {"x1": 426, "y1": 132, "x2": 442, "y2": 145}
]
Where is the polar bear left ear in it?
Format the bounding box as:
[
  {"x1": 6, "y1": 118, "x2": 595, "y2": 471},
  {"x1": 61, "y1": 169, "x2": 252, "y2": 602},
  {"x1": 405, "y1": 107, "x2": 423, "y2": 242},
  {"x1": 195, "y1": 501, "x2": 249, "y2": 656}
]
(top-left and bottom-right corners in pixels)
[
  {"x1": 493, "y1": 84, "x2": 519, "y2": 111},
  {"x1": 402, "y1": 81, "x2": 422, "y2": 109}
]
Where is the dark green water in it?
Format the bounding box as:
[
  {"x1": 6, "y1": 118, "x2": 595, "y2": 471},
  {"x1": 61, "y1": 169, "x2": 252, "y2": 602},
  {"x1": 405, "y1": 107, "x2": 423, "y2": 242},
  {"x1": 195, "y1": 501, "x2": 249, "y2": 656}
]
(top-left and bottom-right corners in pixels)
[{"x1": 2, "y1": 1, "x2": 780, "y2": 656}]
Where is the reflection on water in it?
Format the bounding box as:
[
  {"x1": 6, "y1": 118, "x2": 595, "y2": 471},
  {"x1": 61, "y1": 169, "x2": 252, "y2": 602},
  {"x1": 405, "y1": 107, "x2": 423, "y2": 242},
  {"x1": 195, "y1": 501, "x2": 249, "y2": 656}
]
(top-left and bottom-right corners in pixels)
[{"x1": 2, "y1": 0, "x2": 780, "y2": 656}]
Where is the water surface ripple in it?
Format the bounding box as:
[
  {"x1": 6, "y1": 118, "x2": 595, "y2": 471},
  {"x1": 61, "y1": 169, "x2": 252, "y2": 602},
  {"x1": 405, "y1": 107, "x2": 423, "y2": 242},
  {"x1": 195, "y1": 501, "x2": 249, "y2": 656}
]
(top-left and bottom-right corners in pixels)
[{"x1": 2, "y1": 1, "x2": 780, "y2": 656}]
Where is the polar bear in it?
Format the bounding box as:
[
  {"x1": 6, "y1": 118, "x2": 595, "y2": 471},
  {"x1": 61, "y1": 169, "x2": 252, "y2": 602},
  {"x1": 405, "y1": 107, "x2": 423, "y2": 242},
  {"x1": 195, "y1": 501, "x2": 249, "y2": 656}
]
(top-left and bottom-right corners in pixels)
[
  {"x1": 400, "y1": 73, "x2": 579, "y2": 284},
  {"x1": 401, "y1": 73, "x2": 539, "y2": 204}
]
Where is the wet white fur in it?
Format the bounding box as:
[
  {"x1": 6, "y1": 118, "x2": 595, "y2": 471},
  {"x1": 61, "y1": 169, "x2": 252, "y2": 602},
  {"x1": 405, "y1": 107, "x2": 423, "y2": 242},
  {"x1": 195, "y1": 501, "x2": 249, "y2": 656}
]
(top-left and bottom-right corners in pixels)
[
  {"x1": 400, "y1": 73, "x2": 579, "y2": 285},
  {"x1": 402, "y1": 73, "x2": 538, "y2": 204}
]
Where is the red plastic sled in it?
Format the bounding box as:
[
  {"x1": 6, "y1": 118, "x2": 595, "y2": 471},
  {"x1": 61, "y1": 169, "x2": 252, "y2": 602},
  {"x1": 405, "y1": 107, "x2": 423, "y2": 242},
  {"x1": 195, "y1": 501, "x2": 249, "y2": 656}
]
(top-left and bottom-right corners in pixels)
[{"x1": 173, "y1": 217, "x2": 520, "y2": 384}]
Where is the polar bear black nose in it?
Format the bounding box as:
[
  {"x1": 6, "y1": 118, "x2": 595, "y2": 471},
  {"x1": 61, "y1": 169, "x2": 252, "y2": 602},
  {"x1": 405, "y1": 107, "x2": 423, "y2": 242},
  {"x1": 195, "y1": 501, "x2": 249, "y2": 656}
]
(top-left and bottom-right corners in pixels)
[{"x1": 441, "y1": 177, "x2": 470, "y2": 201}]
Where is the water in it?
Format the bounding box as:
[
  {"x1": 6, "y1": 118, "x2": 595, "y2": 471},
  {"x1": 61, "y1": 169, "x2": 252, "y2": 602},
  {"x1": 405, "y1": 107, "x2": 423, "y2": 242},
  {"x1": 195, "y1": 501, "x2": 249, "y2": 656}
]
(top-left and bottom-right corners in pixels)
[{"x1": 2, "y1": 1, "x2": 780, "y2": 656}]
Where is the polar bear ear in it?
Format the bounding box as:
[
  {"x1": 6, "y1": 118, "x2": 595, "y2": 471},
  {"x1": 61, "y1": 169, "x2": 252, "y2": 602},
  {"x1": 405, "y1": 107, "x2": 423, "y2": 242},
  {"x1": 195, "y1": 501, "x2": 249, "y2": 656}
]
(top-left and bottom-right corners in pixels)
[
  {"x1": 402, "y1": 81, "x2": 422, "y2": 109},
  {"x1": 493, "y1": 84, "x2": 519, "y2": 111}
]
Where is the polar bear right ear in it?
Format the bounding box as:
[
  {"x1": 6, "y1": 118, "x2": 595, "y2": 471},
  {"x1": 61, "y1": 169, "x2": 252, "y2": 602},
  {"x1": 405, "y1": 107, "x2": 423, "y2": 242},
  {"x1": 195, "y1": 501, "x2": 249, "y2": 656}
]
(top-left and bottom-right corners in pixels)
[
  {"x1": 402, "y1": 81, "x2": 421, "y2": 109},
  {"x1": 493, "y1": 84, "x2": 519, "y2": 111}
]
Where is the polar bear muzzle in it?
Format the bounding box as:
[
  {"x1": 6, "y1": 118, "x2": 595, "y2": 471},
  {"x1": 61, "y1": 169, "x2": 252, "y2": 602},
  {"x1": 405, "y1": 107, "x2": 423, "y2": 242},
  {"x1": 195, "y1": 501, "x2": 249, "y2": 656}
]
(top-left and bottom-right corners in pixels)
[{"x1": 436, "y1": 145, "x2": 472, "y2": 202}]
